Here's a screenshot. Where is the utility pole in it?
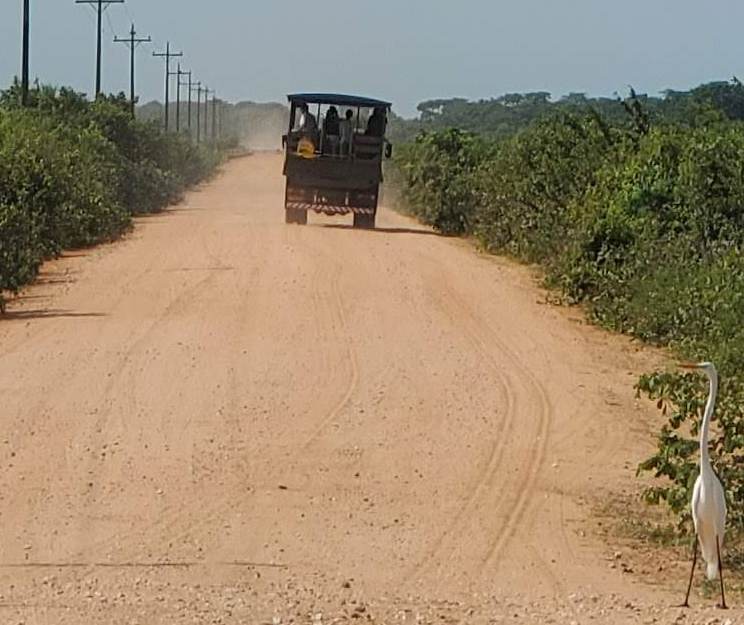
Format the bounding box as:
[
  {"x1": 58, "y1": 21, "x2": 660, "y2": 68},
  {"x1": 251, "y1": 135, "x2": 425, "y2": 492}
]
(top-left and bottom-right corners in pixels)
[
  {"x1": 179, "y1": 70, "x2": 192, "y2": 134},
  {"x1": 175, "y1": 65, "x2": 188, "y2": 133},
  {"x1": 152, "y1": 42, "x2": 183, "y2": 131},
  {"x1": 203, "y1": 86, "x2": 211, "y2": 143},
  {"x1": 218, "y1": 100, "x2": 224, "y2": 142},
  {"x1": 114, "y1": 23, "x2": 150, "y2": 117},
  {"x1": 169, "y1": 64, "x2": 184, "y2": 132},
  {"x1": 21, "y1": 0, "x2": 30, "y2": 105},
  {"x1": 76, "y1": 0, "x2": 125, "y2": 97},
  {"x1": 191, "y1": 82, "x2": 202, "y2": 143},
  {"x1": 211, "y1": 92, "x2": 218, "y2": 143}
]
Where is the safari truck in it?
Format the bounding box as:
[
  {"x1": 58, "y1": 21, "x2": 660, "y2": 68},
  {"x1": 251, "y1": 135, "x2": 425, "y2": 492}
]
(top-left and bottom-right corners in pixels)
[{"x1": 282, "y1": 93, "x2": 392, "y2": 229}]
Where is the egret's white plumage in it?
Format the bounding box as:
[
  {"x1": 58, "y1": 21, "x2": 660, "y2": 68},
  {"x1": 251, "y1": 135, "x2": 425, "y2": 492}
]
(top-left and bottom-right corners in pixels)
[
  {"x1": 681, "y1": 361, "x2": 727, "y2": 608},
  {"x1": 689, "y1": 362, "x2": 726, "y2": 580}
]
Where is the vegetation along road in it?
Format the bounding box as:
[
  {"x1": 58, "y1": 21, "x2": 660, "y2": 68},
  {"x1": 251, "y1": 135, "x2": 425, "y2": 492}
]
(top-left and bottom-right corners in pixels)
[{"x1": 0, "y1": 154, "x2": 738, "y2": 623}]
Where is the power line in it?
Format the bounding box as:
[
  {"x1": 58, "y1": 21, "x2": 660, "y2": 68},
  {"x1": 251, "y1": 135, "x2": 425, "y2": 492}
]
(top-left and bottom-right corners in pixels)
[
  {"x1": 123, "y1": 1, "x2": 135, "y2": 24},
  {"x1": 114, "y1": 23, "x2": 151, "y2": 117},
  {"x1": 81, "y1": 4, "x2": 98, "y2": 26},
  {"x1": 75, "y1": 0, "x2": 125, "y2": 97},
  {"x1": 104, "y1": 10, "x2": 118, "y2": 38},
  {"x1": 152, "y1": 42, "x2": 183, "y2": 132}
]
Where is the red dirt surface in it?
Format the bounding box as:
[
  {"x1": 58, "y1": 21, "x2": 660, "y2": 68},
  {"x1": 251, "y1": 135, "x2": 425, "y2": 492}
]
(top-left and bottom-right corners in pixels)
[{"x1": 0, "y1": 154, "x2": 737, "y2": 623}]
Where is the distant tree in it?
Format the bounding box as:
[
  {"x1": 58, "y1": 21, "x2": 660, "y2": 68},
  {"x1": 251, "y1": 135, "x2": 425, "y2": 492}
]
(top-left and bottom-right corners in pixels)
[
  {"x1": 561, "y1": 92, "x2": 589, "y2": 105},
  {"x1": 417, "y1": 98, "x2": 468, "y2": 121},
  {"x1": 690, "y1": 78, "x2": 744, "y2": 120}
]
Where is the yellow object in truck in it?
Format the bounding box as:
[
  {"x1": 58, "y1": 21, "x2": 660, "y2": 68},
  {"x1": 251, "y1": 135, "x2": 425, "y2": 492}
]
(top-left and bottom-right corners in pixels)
[{"x1": 297, "y1": 136, "x2": 317, "y2": 159}]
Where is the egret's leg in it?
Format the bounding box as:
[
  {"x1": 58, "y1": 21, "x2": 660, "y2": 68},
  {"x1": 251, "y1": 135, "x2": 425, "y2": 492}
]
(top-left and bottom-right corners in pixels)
[
  {"x1": 681, "y1": 537, "x2": 697, "y2": 608},
  {"x1": 716, "y1": 535, "x2": 727, "y2": 610}
]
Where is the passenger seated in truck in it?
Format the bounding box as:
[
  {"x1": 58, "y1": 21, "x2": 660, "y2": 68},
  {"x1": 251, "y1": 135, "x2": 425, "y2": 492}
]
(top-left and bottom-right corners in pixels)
[
  {"x1": 297, "y1": 103, "x2": 318, "y2": 134},
  {"x1": 323, "y1": 106, "x2": 340, "y2": 155},
  {"x1": 365, "y1": 107, "x2": 386, "y2": 137},
  {"x1": 293, "y1": 103, "x2": 319, "y2": 153},
  {"x1": 339, "y1": 109, "x2": 354, "y2": 156}
]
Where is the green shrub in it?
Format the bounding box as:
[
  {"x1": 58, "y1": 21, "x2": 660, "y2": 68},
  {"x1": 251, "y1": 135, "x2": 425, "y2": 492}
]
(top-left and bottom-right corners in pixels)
[
  {"x1": 474, "y1": 112, "x2": 618, "y2": 263},
  {"x1": 0, "y1": 84, "x2": 223, "y2": 308},
  {"x1": 0, "y1": 200, "x2": 41, "y2": 296},
  {"x1": 553, "y1": 125, "x2": 744, "y2": 530},
  {"x1": 0, "y1": 106, "x2": 128, "y2": 249},
  {"x1": 394, "y1": 128, "x2": 489, "y2": 235},
  {"x1": 638, "y1": 365, "x2": 744, "y2": 529},
  {"x1": 392, "y1": 105, "x2": 744, "y2": 530}
]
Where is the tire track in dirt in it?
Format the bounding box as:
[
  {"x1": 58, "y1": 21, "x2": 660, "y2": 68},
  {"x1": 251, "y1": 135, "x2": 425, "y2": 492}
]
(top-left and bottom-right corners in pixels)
[
  {"x1": 84, "y1": 227, "x2": 352, "y2": 582},
  {"x1": 29, "y1": 223, "x2": 257, "y2": 601},
  {"x1": 47, "y1": 231, "x2": 280, "y2": 600},
  {"x1": 301, "y1": 273, "x2": 359, "y2": 448},
  {"x1": 475, "y1": 277, "x2": 621, "y2": 580},
  {"x1": 443, "y1": 276, "x2": 561, "y2": 592},
  {"x1": 0, "y1": 231, "x2": 225, "y2": 605},
  {"x1": 0, "y1": 236, "x2": 170, "y2": 482},
  {"x1": 406, "y1": 267, "x2": 553, "y2": 588},
  {"x1": 149, "y1": 229, "x2": 361, "y2": 572},
  {"x1": 27, "y1": 237, "x2": 233, "y2": 597},
  {"x1": 405, "y1": 281, "x2": 517, "y2": 584},
  {"x1": 112, "y1": 231, "x2": 269, "y2": 558},
  {"x1": 295, "y1": 238, "x2": 360, "y2": 450},
  {"x1": 459, "y1": 301, "x2": 552, "y2": 569}
]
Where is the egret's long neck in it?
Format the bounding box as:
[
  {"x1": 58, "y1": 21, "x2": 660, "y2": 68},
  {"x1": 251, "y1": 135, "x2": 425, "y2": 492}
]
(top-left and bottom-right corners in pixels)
[{"x1": 700, "y1": 370, "x2": 718, "y2": 467}]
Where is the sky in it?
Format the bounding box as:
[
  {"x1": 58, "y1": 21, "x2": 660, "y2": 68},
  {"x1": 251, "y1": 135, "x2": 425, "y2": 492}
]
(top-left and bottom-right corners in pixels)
[{"x1": 2, "y1": 1, "x2": 744, "y2": 118}]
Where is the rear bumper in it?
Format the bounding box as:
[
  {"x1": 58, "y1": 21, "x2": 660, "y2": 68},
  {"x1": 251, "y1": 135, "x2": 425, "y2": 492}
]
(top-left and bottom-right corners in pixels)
[{"x1": 285, "y1": 201, "x2": 375, "y2": 216}]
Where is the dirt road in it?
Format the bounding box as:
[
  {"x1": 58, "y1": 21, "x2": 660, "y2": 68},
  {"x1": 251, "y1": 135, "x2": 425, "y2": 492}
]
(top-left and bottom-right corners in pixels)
[{"x1": 0, "y1": 154, "x2": 735, "y2": 623}]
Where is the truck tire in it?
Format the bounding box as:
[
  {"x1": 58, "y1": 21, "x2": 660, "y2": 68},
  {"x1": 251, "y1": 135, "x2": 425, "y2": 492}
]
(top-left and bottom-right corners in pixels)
[
  {"x1": 285, "y1": 207, "x2": 307, "y2": 225},
  {"x1": 353, "y1": 212, "x2": 376, "y2": 229}
]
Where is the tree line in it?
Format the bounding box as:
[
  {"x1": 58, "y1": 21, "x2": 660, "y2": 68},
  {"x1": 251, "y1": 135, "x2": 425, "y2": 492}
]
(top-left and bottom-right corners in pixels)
[{"x1": 387, "y1": 79, "x2": 744, "y2": 143}]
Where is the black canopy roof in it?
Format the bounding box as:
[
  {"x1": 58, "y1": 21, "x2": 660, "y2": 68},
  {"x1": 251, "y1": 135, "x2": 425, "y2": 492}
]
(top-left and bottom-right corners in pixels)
[{"x1": 288, "y1": 93, "x2": 391, "y2": 108}]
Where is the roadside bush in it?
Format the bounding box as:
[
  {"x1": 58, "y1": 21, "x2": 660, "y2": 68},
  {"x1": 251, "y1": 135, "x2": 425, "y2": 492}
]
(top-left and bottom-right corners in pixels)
[
  {"x1": 552, "y1": 124, "x2": 744, "y2": 530},
  {"x1": 638, "y1": 363, "x2": 744, "y2": 530},
  {"x1": 474, "y1": 112, "x2": 618, "y2": 264},
  {"x1": 0, "y1": 84, "x2": 223, "y2": 306},
  {"x1": 0, "y1": 201, "x2": 40, "y2": 301},
  {"x1": 553, "y1": 128, "x2": 689, "y2": 313},
  {"x1": 394, "y1": 128, "x2": 489, "y2": 235},
  {"x1": 0, "y1": 109, "x2": 127, "y2": 261},
  {"x1": 558, "y1": 125, "x2": 744, "y2": 321},
  {"x1": 392, "y1": 104, "x2": 744, "y2": 530}
]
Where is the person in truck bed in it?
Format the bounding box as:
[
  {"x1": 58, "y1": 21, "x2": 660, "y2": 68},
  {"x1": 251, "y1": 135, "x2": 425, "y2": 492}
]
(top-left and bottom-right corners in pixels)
[
  {"x1": 297, "y1": 103, "x2": 317, "y2": 134},
  {"x1": 339, "y1": 109, "x2": 354, "y2": 156},
  {"x1": 365, "y1": 107, "x2": 386, "y2": 137},
  {"x1": 323, "y1": 106, "x2": 340, "y2": 155}
]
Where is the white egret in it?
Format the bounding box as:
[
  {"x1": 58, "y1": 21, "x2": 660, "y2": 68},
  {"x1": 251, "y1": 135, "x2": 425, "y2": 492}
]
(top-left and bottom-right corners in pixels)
[{"x1": 680, "y1": 361, "x2": 727, "y2": 609}]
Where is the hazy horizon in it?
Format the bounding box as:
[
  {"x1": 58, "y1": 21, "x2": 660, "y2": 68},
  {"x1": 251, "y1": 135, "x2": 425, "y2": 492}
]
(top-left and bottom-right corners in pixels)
[{"x1": 3, "y1": 1, "x2": 744, "y2": 118}]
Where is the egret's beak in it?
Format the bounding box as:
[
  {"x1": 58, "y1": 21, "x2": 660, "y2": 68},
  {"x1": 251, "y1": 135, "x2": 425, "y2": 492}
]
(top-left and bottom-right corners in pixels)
[{"x1": 678, "y1": 362, "x2": 699, "y2": 370}]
